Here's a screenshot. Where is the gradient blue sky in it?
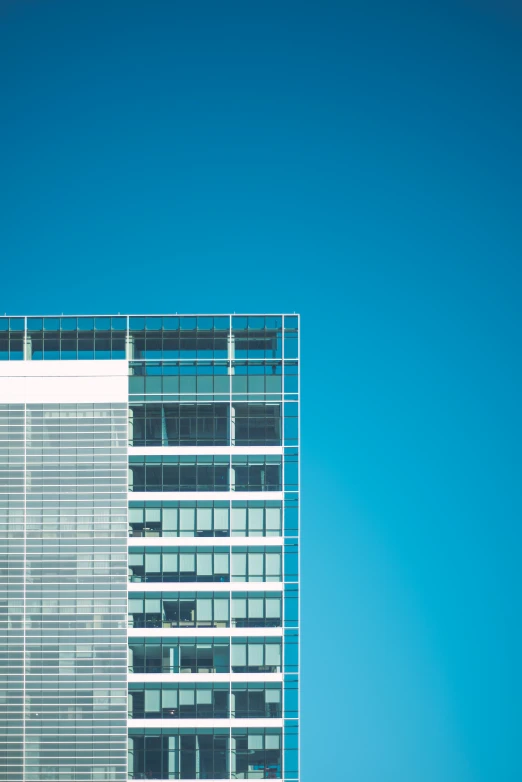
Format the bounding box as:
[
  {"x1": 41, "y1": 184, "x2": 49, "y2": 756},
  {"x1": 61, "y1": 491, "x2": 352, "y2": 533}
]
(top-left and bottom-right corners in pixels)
[{"x1": 1, "y1": 1, "x2": 522, "y2": 780}]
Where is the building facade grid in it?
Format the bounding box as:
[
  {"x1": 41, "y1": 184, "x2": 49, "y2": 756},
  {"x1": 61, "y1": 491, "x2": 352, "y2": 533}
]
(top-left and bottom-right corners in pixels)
[{"x1": 0, "y1": 314, "x2": 299, "y2": 782}]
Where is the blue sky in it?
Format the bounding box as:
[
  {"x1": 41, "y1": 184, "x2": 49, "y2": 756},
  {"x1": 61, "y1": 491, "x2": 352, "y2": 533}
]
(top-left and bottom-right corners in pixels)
[{"x1": 1, "y1": 1, "x2": 522, "y2": 779}]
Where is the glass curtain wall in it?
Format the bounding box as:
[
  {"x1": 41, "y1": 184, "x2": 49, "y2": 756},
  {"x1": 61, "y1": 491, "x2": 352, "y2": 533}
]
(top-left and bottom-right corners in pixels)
[
  {"x1": 24, "y1": 403, "x2": 128, "y2": 782},
  {"x1": 0, "y1": 313, "x2": 299, "y2": 782},
  {"x1": 126, "y1": 314, "x2": 298, "y2": 782}
]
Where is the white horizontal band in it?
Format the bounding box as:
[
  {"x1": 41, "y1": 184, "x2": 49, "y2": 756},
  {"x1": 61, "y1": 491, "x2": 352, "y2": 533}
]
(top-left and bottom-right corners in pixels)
[
  {"x1": 128, "y1": 582, "x2": 283, "y2": 592},
  {"x1": 128, "y1": 627, "x2": 283, "y2": 638},
  {"x1": 0, "y1": 359, "x2": 128, "y2": 377},
  {"x1": 129, "y1": 492, "x2": 284, "y2": 501},
  {"x1": 0, "y1": 360, "x2": 128, "y2": 403},
  {"x1": 128, "y1": 718, "x2": 283, "y2": 729},
  {"x1": 128, "y1": 536, "x2": 284, "y2": 547},
  {"x1": 128, "y1": 673, "x2": 283, "y2": 683},
  {"x1": 129, "y1": 446, "x2": 284, "y2": 456}
]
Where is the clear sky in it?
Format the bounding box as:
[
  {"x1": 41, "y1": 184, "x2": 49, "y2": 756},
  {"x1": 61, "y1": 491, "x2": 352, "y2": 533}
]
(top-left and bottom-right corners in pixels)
[{"x1": 1, "y1": 1, "x2": 522, "y2": 780}]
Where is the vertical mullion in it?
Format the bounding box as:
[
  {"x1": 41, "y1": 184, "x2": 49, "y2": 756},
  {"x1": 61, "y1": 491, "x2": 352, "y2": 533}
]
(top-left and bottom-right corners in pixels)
[
  {"x1": 22, "y1": 402, "x2": 27, "y2": 780},
  {"x1": 281, "y1": 316, "x2": 286, "y2": 782},
  {"x1": 229, "y1": 312, "x2": 233, "y2": 778}
]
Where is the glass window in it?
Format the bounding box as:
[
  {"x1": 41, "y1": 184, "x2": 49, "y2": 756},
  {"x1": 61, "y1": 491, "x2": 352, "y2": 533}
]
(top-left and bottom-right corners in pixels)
[
  {"x1": 197, "y1": 689, "x2": 212, "y2": 704},
  {"x1": 231, "y1": 508, "x2": 246, "y2": 534},
  {"x1": 233, "y1": 553, "x2": 246, "y2": 577},
  {"x1": 129, "y1": 508, "x2": 143, "y2": 525},
  {"x1": 248, "y1": 735, "x2": 263, "y2": 750},
  {"x1": 265, "y1": 644, "x2": 281, "y2": 667},
  {"x1": 180, "y1": 553, "x2": 195, "y2": 572},
  {"x1": 197, "y1": 553, "x2": 212, "y2": 576},
  {"x1": 214, "y1": 599, "x2": 229, "y2": 621},
  {"x1": 197, "y1": 599, "x2": 212, "y2": 621},
  {"x1": 248, "y1": 644, "x2": 263, "y2": 666},
  {"x1": 265, "y1": 598, "x2": 280, "y2": 618},
  {"x1": 163, "y1": 690, "x2": 178, "y2": 708},
  {"x1": 266, "y1": 375, "x2": 282, "y2": 393},
  {"x1": 163, "y1": 553, "x2": 178, "y2": 572},
  {"x1": 144, "y1": 690, "x2": 160, "y2": 712},
  {"x1": 180, "y1": 509, "x2": 195, "y2": 533},
  {"x1": 249, "y1": 508, "x2": 264, "y2": 532},
  {"x1": 179, "y1": 690, "x2": 195, "y2": 705},
  {"x1": 266, "y1": 553, "x2": 281, "y2": 577},
  {"x1": 232, "y1": 644, "x2": 246, "y2": 667},
  {"x1": 214, "y1": 553, "x2": 229, "y2": 574},
  {"x1": 249, "y1": 553, "x2": 264, "y2": 576},
  {"x1": 163, "y1": 508, "x2": 178, "y2": 532},
  {"x1": 232, "y1": 598, "x2": 246, "y2": 619},
  {"x1": 145, "y1": 553, "x2": 161, "y2": 573},
  {"x1": 265, "y1": 734, "x2": 280, "y2": 749},
  {"x1": 265, "y1": 508, "x2": 281, "y2": 533},
  {"x1": 248, "y1": 598, "x2": 263, "y2": 618},
  {"x1": 214, "y1": 508, "x2": 229, "y2": 531},
  {"x1": 197, "y1": 508, "x2": 212, "y2": 532}
]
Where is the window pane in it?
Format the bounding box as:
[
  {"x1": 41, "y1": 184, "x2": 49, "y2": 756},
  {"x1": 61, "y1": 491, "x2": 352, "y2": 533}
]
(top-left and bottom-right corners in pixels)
[
  {"x1": 231, "y1": 508, "x2": 246, "y2": 533},
  {"x1": 214, "y1": 599, "x2": 229, "y2": 621},
  {"x1": 249, "y1": 508, "x2": 263, "y2": 532},
  {"x1": 232, "y1": 598, "x2": 246, "y2": 618},
  {"x1": 197, "y1": 553, "x2": 212, "y2": 575},
  {"x1": 180, "y1": 553, "x2": 195, "y2": 572},
  {"x1": 248, "y1": 598, "x2": 263, "y2": 618},
  {"x1": 163, "y1": 690, "x2": 178, "y2": 708},
  {"x1": 265, "y1": 375, "x2": 281, "y2": 393},
  {"x1": 196, "y1": 689, "x2": 212, "y2": 704},
  {"x1": 213, "y1": 507, "x2": 229, "y2": 530},
  {"x1": 129, "y1": 508, "x2": 143, "y2": 524},
  {"x1": 145, "y1": 690, "x2": 160, "y2": 711},
  {"x1": 197, "y1": 599, "x2": 212, "y2": 620},
  {"x1": 232, "y1": 553, "x2": 246, "y2": 577},
  {"x1": 248, "y1": 553, "x2": 264, "y2": 576},
  {"x1": 248, "y1": 644, "x2": 263, "y2": 666},
  {"x1": 197, "y1": 508, "x2": 212, "y2": 531},
  {"x1": 179, "y1": 690, "x2": 195, "y2": 705},
  {"x1": 163, "y1": 553, "x2": 178, "y2": 572},
  {"x1": 266, "y1": 553, "x2": 281, "y2": 577},
  {"x1": 232, "y1": 644, "x2": 246, "y2": 666},
  {"x1": 265, "y1": 508, "x2": 281, "y2": 531},
  {"x1": 180, "y1": 508, "x2": 195, "y2": 532},
  {"x1": 145, "y1": 553, "x2": 161, "y2": 573},
  {"x1": 265, "y1": 644, "x2": 281, "y2": 666},
  {"x1": 214, "y1": 553, "x2": 229, "y2": 574},
  {"x1": 265, "y1": 598, "x2": 281, "y2": 618},
  {"x1": 163, "y1": 508, "x2": 178, "y2": 531}
]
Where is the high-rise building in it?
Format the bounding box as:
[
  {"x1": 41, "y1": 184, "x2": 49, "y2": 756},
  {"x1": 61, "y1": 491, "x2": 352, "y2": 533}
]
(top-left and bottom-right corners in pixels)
[{"x1": 0, "y1": 314, "x2": 299, "y2": 782}]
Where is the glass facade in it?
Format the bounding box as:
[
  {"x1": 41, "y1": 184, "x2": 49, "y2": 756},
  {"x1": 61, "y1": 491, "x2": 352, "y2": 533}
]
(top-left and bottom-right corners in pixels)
[
  {"x1": 0, "y1": 404, "x2": 24, "y2": 782},
  {"x1": 0, "y1": 314, "x2": 299, "y2": 781},
  {"x1": 0, "y1": 403, "x2": 128, "y2": 782}
]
